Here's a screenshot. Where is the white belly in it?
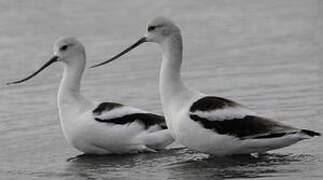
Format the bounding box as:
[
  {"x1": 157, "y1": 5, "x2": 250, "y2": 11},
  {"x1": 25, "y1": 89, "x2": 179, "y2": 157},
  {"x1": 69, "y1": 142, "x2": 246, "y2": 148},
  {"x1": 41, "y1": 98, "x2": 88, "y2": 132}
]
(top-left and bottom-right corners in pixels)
[
  {"x1": 170, "y1": 112, "x2": 303, "y2": 156},
  {"x1": 60, "y1": 111, "x2": 151, "y2": 154}
]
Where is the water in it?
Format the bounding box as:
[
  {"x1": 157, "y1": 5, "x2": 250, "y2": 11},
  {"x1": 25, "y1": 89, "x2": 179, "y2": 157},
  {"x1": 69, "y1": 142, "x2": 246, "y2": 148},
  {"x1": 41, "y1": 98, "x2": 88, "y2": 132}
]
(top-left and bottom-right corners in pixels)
[{"x1": 0, "y1": 0, "x2": 322, "y2": 179}]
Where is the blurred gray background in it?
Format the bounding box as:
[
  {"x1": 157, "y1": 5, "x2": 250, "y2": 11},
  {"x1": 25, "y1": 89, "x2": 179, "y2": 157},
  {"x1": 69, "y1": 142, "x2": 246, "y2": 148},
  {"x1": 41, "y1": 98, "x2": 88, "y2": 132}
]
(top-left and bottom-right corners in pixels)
[{"x1": 0, "y1": 0, "x2": 322, "y2": 179}]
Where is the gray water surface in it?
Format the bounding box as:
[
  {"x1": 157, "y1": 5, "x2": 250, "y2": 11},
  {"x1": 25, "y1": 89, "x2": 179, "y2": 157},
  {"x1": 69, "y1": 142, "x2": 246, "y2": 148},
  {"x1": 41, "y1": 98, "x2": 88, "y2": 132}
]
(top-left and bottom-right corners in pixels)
[{"x1": 1, "y1": 0, "x2": 323, "y2": 179}]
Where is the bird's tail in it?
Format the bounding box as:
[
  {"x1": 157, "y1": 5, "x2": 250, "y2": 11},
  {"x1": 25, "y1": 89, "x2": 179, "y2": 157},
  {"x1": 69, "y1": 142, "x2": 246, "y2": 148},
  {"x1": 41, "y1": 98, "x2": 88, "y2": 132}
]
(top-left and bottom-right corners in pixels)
[{"x1": 300, "y1": 129, "x2": 321, "y2": 137}]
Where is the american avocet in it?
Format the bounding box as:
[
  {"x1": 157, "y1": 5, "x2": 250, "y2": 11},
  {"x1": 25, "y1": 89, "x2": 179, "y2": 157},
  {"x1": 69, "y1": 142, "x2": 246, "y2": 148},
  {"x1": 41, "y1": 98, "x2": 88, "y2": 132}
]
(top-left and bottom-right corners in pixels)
[
  {"x1": 90, "y1": 17, "x2": 320, "y2": 156},
  {"x1": 7, "y1": 37, "x2": 174, "y2": 154}
]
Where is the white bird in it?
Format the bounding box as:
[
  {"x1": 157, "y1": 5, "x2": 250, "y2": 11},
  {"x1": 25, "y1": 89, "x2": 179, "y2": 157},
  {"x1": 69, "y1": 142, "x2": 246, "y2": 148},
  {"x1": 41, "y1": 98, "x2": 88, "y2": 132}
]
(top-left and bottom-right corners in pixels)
[
  {"x1": 7, "y1": 37, "x2": 174, "y2": 154},
  {"x1": 91, "y1": 17, "x2": 321, "y2": 156}
]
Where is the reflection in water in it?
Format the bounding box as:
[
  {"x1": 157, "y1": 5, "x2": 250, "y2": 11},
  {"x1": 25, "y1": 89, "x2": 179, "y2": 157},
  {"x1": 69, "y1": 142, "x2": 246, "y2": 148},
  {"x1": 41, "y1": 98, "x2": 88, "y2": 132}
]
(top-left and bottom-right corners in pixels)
[
  {"x1": 65, "y1": 153, "x2": 141, "y2": 179},
  {"x1": 65, "y1": 149, "x2": 313, "y2": 180},
  {"x1": 1, "y1": 0, "x2": 323, "y2": 179},
  {"x1": 164, "y1": 151, "x2": 311, "y2": 180}
]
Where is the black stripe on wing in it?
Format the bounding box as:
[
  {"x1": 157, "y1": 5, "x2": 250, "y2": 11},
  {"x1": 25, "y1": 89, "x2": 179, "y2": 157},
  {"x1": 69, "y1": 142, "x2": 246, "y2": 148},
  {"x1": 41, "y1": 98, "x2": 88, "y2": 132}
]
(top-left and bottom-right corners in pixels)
[
  {"x1": 190, "y1": 96, "x2": 238, "y2": 112},
  {"x1": 95, "y1": 113, "x2": 167, "y2": 129},
  {"x1": 93, "y1": 102, "x2": 123, "y2": 115},
  {"x1": 190, "y1": 114, "x2": 294, "y2": 140}
]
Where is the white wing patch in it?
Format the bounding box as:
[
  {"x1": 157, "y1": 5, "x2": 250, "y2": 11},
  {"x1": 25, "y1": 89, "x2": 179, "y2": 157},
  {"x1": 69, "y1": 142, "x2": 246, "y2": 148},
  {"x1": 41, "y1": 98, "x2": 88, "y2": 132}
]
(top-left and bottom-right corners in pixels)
[
  {"x1": 95, "y1": 106, "x2": 147, "y2": 120},
  {"x1": 190, "y1": 106, "x2": 257, "y2": 121}
]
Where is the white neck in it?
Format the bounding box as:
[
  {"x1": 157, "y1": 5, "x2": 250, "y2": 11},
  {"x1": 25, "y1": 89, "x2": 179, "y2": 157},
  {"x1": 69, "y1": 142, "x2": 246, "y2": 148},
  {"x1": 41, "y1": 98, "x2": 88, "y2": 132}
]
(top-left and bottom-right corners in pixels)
[
  {"x1": 159, "y1": 33, "x2": 188, "y2": 107},
  {"x1": 57, "y1": 54, "x2": 89, "y2": 113}
]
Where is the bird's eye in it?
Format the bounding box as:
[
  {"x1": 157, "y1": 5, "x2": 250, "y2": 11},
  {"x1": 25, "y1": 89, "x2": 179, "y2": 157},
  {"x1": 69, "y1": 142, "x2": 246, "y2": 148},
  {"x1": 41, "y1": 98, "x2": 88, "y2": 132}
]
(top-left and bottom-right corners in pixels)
[
  {"x1": 148, "y1": 26, "x2": 156, "y2": 32},
  {"x1": 60, "y1": 45, "x2": 68, "y2": 51}
]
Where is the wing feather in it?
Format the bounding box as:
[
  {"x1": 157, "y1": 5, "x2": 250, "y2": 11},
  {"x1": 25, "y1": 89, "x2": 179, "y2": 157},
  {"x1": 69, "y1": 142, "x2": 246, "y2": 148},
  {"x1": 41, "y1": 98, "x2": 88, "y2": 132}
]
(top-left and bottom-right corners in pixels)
[
  {"x1": 189, "y1": 96, "x2": 296, "y2": 139},
  {"x1": 93, "y1": 102, "x2": 167, "y2": 129}
]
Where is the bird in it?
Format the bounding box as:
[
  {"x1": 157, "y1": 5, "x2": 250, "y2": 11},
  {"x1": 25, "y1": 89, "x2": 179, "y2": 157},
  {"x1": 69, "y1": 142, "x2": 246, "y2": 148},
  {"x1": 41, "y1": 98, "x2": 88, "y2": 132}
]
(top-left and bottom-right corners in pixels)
[
  {"x1": 7, "y1": 37, "x2": 175, "y2": 155},
  {"x1": 90, "y1": 17, "x2": 321, "y2": 156}
]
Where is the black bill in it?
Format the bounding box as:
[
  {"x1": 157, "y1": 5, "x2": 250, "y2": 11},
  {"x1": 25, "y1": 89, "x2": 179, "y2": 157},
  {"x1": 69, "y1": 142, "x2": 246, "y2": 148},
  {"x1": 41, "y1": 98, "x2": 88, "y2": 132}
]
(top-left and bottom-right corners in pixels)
[
  {"x1": 90, "y1": 37, "x2": 147, "y2": 69},
  {"x1": 7, "y1": 56, "x2": 58, "y2": 85}
]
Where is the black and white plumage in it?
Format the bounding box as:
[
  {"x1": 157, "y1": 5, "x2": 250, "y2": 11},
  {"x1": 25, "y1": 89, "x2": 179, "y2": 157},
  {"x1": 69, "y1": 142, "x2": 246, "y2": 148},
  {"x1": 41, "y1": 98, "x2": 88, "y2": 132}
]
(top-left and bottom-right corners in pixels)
[
  {"x1": 90, "y1": 17, "x2": 321, "y2": 156},
  {"x1": 7, "y1": 37, "x2": 174, "y2": 155},
  {"x1": 172, "y1": 95, "x2": 321, "y2": 155},
  {"x1": 77, "y1": 101, "x2": 175, "y2": 154},
  {"x1": 189, "y1": 96, "x2": 320, "y2": 140},
  {"x1": 93, "y1": 102, "x2": 167, "y2": 130}
]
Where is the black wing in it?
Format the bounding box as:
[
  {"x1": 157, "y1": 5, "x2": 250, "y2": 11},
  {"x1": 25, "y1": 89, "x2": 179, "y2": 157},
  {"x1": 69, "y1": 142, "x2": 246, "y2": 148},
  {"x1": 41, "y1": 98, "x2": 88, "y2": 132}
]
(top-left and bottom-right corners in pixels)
[
  {"x1": 93, "y1": 102, "x2": 167, "y2": 129},
  {"x1": 189, "y1": 96, "x2": 296, "y2": 139},
  {"x1": 190, "y1": 96, "x2": 238, "y2": 112},
  {"x1": 93, "y1": 102, "x2": 123, "y2": 115}
]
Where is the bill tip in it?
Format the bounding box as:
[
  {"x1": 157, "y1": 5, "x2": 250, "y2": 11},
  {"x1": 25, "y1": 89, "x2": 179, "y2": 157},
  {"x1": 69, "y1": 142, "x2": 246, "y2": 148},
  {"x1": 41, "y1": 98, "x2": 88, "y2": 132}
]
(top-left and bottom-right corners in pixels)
[{"x1": 88, "y1": 65, "x2": 97, "y2": 69}]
